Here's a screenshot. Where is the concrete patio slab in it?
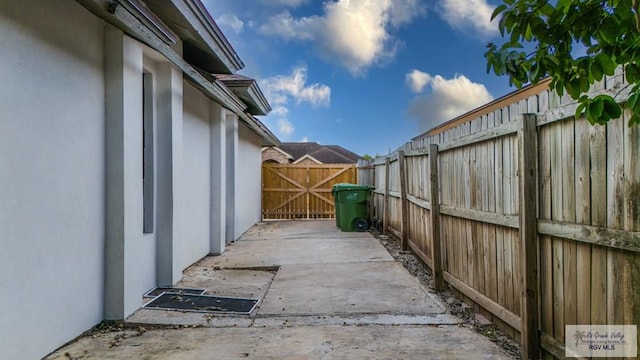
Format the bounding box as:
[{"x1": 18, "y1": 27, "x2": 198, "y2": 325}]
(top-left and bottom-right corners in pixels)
[
  {"x1": 46, "y1": 221, "x2": 513, "y2": 359},
  {"x1": 46, "y1": 325, "x2": 512, "y2": 360},
  {"x1": 239, "y1": 220, "x2": 367, "y2": 241},
  {"x1": 175, "y1": 268, "x2": 276, "y2": 299},
  {"x1": 258, "y1": 262, "x2": 444, "y2": 316},
  {"x1": 204, "y1": 229, "x2": 393, "y2": 268}
]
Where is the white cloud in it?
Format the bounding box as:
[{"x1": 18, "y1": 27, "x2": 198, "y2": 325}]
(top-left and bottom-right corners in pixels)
[
  {"x1": 217, "y1": 14, "x2": 244, "y2": 33},
  {"x1": 271, "y1": 105, "x2": 289, "y2": 117},
  {"x1": 260, "y1": 0, "x2": 310, "y2": 7},
  {"x1": 260, "y1": 66, "x2": 331, "y2": 107},
  {"x1": 437, "y1": 0, "x2": 497, "y2": 37},
  {"x1": 278, "y1": 118, "x2": 294, "y2": 135},
  {"x1": 407, "y1": 73, "x2": 493, "y2": 131},
  {"x1": 405, "y1": 69, "x2": 432, "y2": 93},
  {"x1": 260, "y1": 66, "x2": 331, "y2": 139},
  {"x1": 300, "y1": 136, "x2": 309, "y2": 142},
  {"x1": 259, "y1": 11, "x2": 318, "y2": 40},
  {"x1": 259, "y1": 0, "x2": 425, "y2": 75}
]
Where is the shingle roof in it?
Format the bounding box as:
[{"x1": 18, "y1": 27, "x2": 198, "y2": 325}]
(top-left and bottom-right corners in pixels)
[{"x1": 277, "y1": 142, "x2": 361, "y2": 164}]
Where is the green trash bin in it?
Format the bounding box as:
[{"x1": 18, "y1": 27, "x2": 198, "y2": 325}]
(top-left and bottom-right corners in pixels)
[
  {"x1": 332, "y1": 183, "x2": 353, "y2": 228},
  {"x1": 332, "y1": 184, "x2": 372, "y2": 232}
]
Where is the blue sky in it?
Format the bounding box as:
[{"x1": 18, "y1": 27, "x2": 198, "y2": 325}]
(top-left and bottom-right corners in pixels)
[{"x1": 202, "y1": 0, "x2": 513, "y2": 156}]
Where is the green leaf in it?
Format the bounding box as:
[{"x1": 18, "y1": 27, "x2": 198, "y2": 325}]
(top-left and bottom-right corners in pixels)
[
  {"x1": 524, "y1": 23, "x2": 533, "y2": 41},
  {"x1": 575, "y1": 102, "x2": 587, "y2": 120},
  {"x1": 589, "y1": 98, "x2": 604, "y2": 117},
  {"x1": 595, "y1": 53, "x2": 616, "y2": 76},
  {"x1": 599, "y1": 18, "x2": 619, "y2": 44},
  {"x1": 491, "y1": 4, "x2": 507, "y2": 20},
  {"x1": 539, "y1": 4, "x2": 554, "y2": 17},
  {"x1": 626, "y1": 63, "x2": 640, "y2": 83},
  {"x1": 626, "y1": 90, "x2": 640, "y2": 111},
  {"x1": 557, "y1": 0, "x2": 572, "y2": 13},
  {"x1": 590, "y1": 60, "x2": 603, "y2": 81},
  {"x1": 602, "y1": 97, "x2": 622, "y2": 119}
]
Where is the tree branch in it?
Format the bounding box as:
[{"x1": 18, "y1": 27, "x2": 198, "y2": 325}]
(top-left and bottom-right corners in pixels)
[{"x1": 633, "y1": 0, "x2": 640, "y2": 32}]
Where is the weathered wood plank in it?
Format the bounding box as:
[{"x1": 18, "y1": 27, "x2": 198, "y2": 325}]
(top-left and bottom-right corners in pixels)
[
  {"x1": 398, "y1": 150, "x2": 409, "y2": 250},
  {"x1": 537, "y1": 220, "x2": 640, "y2": 253},
  {"x1": 438, "y1": 120, "x2": 519, "y2": 152},
  {"x1": 561, "y1": 117, "x2": 578, "y2": 334},
  {"x1": 388, "y1": 225, "x2": 401, "y2": 240},
  {"x1": 486, "y1": 118, "x2": 498, "y2": 304},
  {"x1": 503, "y1": 132, "x2": 515, "y2": 318},
  {"x1": 406, "y1": 194, "x2": 431, "y2": 211},
  {"x1": 540, "y1": 333, "x2": 588, "y2": 359},
  {"x1": 465, "y1": 120, "x2": 476, "y2": 289},
  {"x1": 443, "y1": 272, "x2": 522, "y2": 331},
  {"x1": 519, "y1": 114, "x2": 539, "y2": 359},
  {"x1": 408, "y1": 239, "x2": 433, "y2": 271},
  {"x1": 495, "y1": 132, "x2": 506, "y2": 311},
  {"x1": 438, "y1": 206, "x2": 519, "y2": 228},
  {"x1": 622, "y1": 109, "x2": 640, "y2": 350},
  {"x1": 607, "y1": 116, "x2": 625, "y2": 326},
  {"x1": 574, "y1": 117, "x2": 592, "y2": 327},
  {"x1": 429, "y1": 145, "x2": 444, "y2": 291},
  {"x1": 589, "y1": 124, "x2": 608, "y2": 326},
  {"x1": 549, "y1": 120, "x2": 565, "y2": 341},
  {"x1": 383, "y1": 157, "x2": 390, "y2": 235},
  {"x1": 538, "y1": 122, "x2": 554, "y2": 340}
]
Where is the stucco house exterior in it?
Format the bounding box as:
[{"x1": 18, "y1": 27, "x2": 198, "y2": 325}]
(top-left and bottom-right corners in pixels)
[{"x1": 0, "y1": 0, "x2": 278, "y2": 359}]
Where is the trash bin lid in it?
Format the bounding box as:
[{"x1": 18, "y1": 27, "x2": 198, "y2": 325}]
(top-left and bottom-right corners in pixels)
[{"x1": 332, "y1": 183, "x2": 373, "y2": 192}]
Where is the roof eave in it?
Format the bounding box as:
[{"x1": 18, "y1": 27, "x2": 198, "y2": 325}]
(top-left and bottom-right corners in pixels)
[
  {"x1": 117, "y1": 0, "x2": 178, "y2": 44},
  {"x1": 160, "y1": 0, "x2": 244, "y2": 73},
  {"x1": 239, "y1": 113, "x2": 280, "y2": 147},
  {"x1": 76, "y1": 0, "x2": 247, "y2": 115},
  {"x1": 217, "y1": 75, "x2": 272, "y2": 115}
]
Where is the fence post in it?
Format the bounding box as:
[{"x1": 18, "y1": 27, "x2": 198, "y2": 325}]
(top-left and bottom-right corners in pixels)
[
  {"x1": 519, "y1": 114, "x2": 539, "y2": 359},
  {"x1": 383, "y1": 157, "x2": 390, "y2": 235},
  {"x1": 428, "y1": 144, "x2": 444, "y2": 291},
  {"x1": 398, "y1": 150, "x2": 409, "y2": 250}
]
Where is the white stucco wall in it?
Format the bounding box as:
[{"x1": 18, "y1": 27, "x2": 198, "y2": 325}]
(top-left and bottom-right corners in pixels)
[
  {"x1": 236, "y1": 124, "x2": 264, "y2": 236},
  {"x1": 0, "y1": 1, "x2": 106, "y2": 359},
  {"x1": 179, "y1": 82, "x2": 212, "y2": 270}
]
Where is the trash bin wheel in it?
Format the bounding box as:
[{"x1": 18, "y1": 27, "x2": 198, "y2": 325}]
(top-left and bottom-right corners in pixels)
[{"x1": 354, "y1": 218, "x2": 369, "y2": 232}]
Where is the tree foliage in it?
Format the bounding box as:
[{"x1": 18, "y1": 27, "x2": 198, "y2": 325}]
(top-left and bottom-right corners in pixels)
[{"x1": 485, "y1": 0, "x2": 640, "y2": 125}]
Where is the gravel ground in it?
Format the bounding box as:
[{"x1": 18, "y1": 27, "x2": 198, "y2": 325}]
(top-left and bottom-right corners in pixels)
[{"x1": 370, "y1": 229, "x2": 522, "y2": 360}]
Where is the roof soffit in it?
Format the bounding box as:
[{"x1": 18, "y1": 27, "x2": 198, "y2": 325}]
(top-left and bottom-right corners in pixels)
[
  {"x1": 145, "y1": 0, "x2": 244, "y2": 73},
  {"x1": 216, "y1": 74, "x2": 272, "y2": 115}
]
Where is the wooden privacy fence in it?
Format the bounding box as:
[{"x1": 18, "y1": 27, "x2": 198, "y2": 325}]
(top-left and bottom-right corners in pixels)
[
  {"x1": 368, "y1": 72, "x2": 639, "y2": 359},
  {"x1": 262, "y1": 163, "x2": 356, "y2": 219}
]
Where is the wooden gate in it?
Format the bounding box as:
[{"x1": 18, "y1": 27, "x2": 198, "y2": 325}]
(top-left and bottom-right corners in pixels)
[{"x1": 262, "y1": 163, "x2": 356, "y2": 219}]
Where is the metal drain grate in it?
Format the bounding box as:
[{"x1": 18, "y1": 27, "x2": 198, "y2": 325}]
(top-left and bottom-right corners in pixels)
[
  {"x1": 143, "y1": 287, "x2": 206, "y2": 298},
  {"x1": 143, "y1": 292, "x2": 259, "y2": 314}
]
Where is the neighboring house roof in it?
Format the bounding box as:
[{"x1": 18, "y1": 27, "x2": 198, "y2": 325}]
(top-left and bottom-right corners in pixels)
[
  {"x1": 276, "y1": 142, "x2": 362, "y2": 164},
  {"x1": 261, "y1": 145, "x2": 294, "y2": 160},
  {"x1": 279, "y1": 142, "x2": 323, "y2": 160},
  {"x1": 292, "y1": 154, "x2": 323, "y2": 165}
]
